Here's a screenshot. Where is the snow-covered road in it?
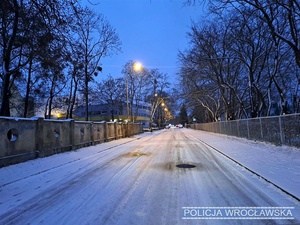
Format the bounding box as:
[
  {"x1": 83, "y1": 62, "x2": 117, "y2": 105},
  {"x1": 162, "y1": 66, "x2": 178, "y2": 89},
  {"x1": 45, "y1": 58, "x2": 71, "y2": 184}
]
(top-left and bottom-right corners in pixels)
[{"x1": 0, "y1": 128, "x2": 299, "y2": 225}]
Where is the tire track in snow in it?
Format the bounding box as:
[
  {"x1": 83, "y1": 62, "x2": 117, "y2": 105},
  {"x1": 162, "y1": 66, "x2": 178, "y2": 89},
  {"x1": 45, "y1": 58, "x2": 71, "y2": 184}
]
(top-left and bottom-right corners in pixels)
[
  {"x1": 0, "y1": 133, "x2": 162, "y2": 225},
  {"x1": 0, "y1": 135, "x2": 152, "y2": 188}
]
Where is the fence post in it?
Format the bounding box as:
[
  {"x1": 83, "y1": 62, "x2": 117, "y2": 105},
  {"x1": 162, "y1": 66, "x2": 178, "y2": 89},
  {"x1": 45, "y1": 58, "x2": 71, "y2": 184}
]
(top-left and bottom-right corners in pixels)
[
  {"x1": 70, "y1": 119, "x2": 75, "y2": 149},
  {"x1": 246, "y1": 119, "x2": 250, "y2": 139},
  {"x1": 103, "y1": 122, "x2": 107, "y2": 142},
  {"x1": 279, "y1": 116, "x2": 284, "y2": 145},
  {"x1": 114, "y1": 122, "x2": 117, "y2": 140},
  {"x1": 259, "y1": 117, "x2": 263, "y2": 140},
  {"x1": 90, "y1": 122, "x2": 94, "y2": 145},
  {"x1": 35, "y1": 117, "x2": 44, "y2": 157},
  {"x1": 125, "y1": 123, "x2": 129, "y2": 137}
]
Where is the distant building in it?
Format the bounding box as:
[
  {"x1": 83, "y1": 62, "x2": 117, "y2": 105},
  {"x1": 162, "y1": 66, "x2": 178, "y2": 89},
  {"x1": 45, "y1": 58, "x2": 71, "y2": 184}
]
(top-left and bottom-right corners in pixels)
[{"x1": 73, "y1": 102, "x2": 151, "y2": 127}]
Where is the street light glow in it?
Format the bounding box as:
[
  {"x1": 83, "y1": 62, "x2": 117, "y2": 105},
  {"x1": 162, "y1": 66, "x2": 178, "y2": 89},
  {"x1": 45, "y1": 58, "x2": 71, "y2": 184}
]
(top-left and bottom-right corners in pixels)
[{"x1": 133, "y1": 62, "x2": 143, "y2": 71}]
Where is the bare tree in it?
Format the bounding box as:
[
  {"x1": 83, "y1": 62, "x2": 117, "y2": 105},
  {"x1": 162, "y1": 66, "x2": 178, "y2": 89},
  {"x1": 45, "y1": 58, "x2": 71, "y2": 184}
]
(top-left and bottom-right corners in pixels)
[
  {"x1": 1, "y1": 0, "x2": 23, "y2": 116},
  {"x1": 122, "y1": 61, "x2": 150, "y2": 122},
  {"x1": 63, "y1": 41, "x2": 84, "y2": 119},
  {"x1": 178, "y1": 55, "x2": 223, "y2": 121},
  {"x1": 0, "y1": 0, "x2": 79, "y2": 116},
  {"x1": 95, "y1": 75, "x2": 125, "y2": 121},
  {"x1": 183, "y1": 0, "x2": 300, "y2": 116},
  {"x1": 212, "y1": 1, "x2": 300, "y2": 115},
  {"x1": 179, "y1": 1, "x2": 300, "y2": 120},
  {"x1": 73, "y1": 6, "x2": 121, "y2": 121},
  {"x1": 179, "y1": 18, "x2": 247, "y2": 121}
]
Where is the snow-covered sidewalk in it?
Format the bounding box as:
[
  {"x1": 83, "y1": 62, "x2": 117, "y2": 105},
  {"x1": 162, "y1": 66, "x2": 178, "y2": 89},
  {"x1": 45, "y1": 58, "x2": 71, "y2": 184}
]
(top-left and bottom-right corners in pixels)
[{"x1": 187, "y1": 129, "x2": 300, "y2": 199}]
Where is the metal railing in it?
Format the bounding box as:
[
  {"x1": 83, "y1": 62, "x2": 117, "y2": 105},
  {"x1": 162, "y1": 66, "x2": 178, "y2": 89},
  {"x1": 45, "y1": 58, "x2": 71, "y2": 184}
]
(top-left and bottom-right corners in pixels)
[{"x1": 190, "y1": 114, "x2": 300, "y2": 148}]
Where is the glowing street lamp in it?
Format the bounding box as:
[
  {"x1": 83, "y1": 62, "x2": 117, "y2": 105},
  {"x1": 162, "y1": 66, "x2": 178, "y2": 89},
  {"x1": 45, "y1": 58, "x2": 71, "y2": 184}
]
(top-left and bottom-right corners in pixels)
[
  {"x1": 133, "y1": 62, "x2": 142, "y2": 71},
  {"x1": 126, "y1": 61, "x2": 143, "y2": 122}
]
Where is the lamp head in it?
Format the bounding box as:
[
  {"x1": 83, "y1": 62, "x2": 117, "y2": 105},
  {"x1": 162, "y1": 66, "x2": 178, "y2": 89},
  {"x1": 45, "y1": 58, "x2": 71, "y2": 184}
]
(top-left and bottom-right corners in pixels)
[{"x1": 133, "y1": 62, "x2": 143, "y2": 71}]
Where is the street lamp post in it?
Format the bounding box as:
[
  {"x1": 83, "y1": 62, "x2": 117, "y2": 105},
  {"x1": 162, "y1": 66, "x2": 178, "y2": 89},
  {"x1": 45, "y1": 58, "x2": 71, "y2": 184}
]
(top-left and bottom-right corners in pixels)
[
  {"x1": 149, "y1": 96, "x2": 167, "y2": 130},
  {"x1": 126, "y1": 62, "x2": 143, "y2": 123},
  {"x1": 126, "y1": 75, "x2": 129, "y2": 122}
]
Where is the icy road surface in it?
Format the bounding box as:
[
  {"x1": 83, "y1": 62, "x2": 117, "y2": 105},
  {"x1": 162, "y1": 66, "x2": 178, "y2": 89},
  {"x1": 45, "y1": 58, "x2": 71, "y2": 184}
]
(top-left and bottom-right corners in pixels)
[{"x1": 0, "y1": 128, "x2": 299, "y2": 225}]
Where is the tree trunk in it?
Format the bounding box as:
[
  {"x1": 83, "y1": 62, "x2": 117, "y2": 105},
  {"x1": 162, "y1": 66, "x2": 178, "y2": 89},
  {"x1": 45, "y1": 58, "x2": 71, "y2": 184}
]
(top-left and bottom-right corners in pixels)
[
  {"x1": 110, "y1": 109, "x2": 115, "y2": 121},
  {"x1": 69, "y1": 78, "x2": 78, "y2": 119},
  {"x1": 0, "y1": 69, "x2": 11, "y2": 116},
  {"x1": 46, "y1": 75, "x2": 56, "y2": 119},
  {"x1": 0, "y1": 0, "x2": 19, "y2": 116},
  {"x1": 84, "y1": 50, "x2": 89, "y2": 121},
  {"x1": 295, "y1": 49, "x2": 300, "y2": 69},
  {"x1": 66, "y1": 75, "x2": 73, "y2": 119},
  {"x1": 85, "y1": 80, "x2": 89, "y2": 121},
  {"x1": 24, "y1": 58, "x2": 33, "y2": 117},
  {"x1": 48, "y1": 94, "x2": 53, "y2": 119}
]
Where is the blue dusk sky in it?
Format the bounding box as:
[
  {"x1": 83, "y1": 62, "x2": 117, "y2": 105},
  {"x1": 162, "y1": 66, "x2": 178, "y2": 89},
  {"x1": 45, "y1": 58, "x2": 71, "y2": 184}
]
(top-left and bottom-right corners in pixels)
[{"x1": 83, "y1": 0, "x2": 207, "y2": 83}]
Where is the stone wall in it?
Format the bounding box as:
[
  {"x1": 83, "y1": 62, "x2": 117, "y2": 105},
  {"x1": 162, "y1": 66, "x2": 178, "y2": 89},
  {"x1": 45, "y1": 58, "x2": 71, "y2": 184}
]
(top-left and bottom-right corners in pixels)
[{"x1": 0, "y1": 117, "x2": 143, "y2": 167}]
